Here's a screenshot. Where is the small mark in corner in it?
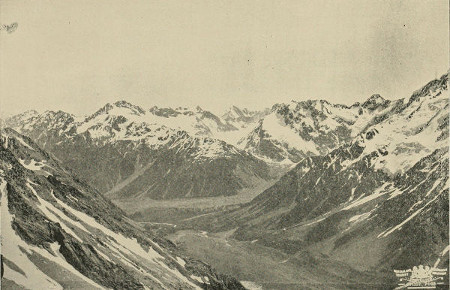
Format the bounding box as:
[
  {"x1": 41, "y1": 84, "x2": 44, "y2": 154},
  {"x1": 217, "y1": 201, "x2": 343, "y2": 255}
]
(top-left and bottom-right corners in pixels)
[{"x1": 0, "y1": 22, "x2": 18, "y2": 34}]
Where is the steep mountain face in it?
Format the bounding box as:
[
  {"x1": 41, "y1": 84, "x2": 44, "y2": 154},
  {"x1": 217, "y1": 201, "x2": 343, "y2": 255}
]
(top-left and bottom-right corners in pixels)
[
  {"x1": 4, "y1": 101, "x2": 273, "y2": 199},
  {"x1": 147, "y1": 105, "x2": 238, "y2": 139},
  {"x1": 102, "y1": 131, "x2": 271, "y2": 200},
  {"x1": 0, "y1": 128, "x2": 244, "y2": 289},
  {"x1": 238, "y1": 94, "x2": 400, "y2": 163},
  {"x1": 180, "y1": 73, "x2": 449, "y2": 282}
]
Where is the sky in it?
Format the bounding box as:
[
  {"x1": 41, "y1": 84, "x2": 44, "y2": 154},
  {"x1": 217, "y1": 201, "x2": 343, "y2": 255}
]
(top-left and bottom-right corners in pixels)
[{"x1": 0, "y1": 0, "x2": 448, "y2": 117}]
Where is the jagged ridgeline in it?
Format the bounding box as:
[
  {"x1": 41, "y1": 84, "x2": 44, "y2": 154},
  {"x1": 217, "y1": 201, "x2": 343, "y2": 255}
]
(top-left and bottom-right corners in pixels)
[
  {"x1": 0, "y1": 128, "x2": 245, "y2": 289},
  {"x1": 6, "y1": 77, "x2": 447, "y2": 204},
  {"x1": 3, "y1": 103, "x2": 274, "y2": 200}
]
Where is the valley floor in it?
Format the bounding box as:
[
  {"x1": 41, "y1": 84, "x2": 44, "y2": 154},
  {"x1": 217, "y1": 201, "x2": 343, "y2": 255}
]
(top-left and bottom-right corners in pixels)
[
  {"x1": 112, "y1": 179, "x2": 279, "y2": 223},
  {"x1": 166, "y1": 229, "x2": 394, "y2": 290}
]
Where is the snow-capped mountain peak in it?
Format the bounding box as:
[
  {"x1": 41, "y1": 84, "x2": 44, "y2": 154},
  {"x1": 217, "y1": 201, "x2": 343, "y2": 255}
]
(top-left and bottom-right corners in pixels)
[
  {"x1": 87, "y1": 100, "x2": 146, "y2": 120},
  {"x1": 361, "y1": 94, "x2": 390, "y2": 110},
  {"x1": 113, "y1": 100, "x2": 146, "y2": 114},
  {"x1": 239, "y1": 73, "x2": 448, "y2": 164}
]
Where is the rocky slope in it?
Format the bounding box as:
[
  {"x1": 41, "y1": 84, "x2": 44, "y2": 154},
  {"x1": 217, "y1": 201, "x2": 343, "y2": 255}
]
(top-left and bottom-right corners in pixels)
[
  {"x1": 179, "y1": 73, "x2": 449, "y2": 284},
  {"x1": 0, "y1": 128, "x2": 244, "y2": 289}
]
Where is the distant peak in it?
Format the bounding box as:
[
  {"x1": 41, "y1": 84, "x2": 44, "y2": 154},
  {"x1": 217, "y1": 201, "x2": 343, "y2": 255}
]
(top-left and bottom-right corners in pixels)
[
  {"x1": 22, "y1": 109, "x2": 39, "y2": 116},
  {"x1": 362, "y1": 94, "x2": 387, "y2": 108},
  {"x1": 408, "y1": 72, "x2": 448, "y2": 103},
  {"x1": 112, "y1": 100, "x2": 145, "y2": 114},
  {"x1": 288, "y1": 99, "x2": 331, "y2": 106},
  {"x1": 43, "y1": 109, "x2": 71, "y2": 115},
  {"x1": 85, "y1": 100, "x2": 145, "y2": 121},
  {"x1": 366, "y1": 94, "x2": 385, "y2": 102},
  {"x1": 6, "y1": 109, "x2": 39, "y2": 121},
  {"x1": 222, "y1": 105, "x2": 245, "y2": 120},
  {"x1": 231, "y1": 105, "x2": 242, "y2": 111},
  {"x1": 149, "y1": 106, "x2": 181, "y2": 118},
  {"x1": 91, "y1": 102, "x2": 114, "y2": 116},
  {"x1": 113, "y1": 100, "x2": 135, "y2": 108}
]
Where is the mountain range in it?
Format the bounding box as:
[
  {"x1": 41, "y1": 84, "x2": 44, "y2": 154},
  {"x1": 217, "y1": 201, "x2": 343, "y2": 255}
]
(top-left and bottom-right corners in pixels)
[
  {"x1": 3, "y1": 103, "x2": 273, "y2": 201},
  {"x1": 3, "y1": 84, "x2": 424, "y2": 201},
  {"x1": 2, "y1": 72, "x2": 449, "y2": 289}
]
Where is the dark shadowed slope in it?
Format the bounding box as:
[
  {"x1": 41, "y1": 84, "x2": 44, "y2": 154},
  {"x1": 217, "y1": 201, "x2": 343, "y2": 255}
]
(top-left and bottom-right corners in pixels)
[{"x1": 0, "y1": 128, "x2": 244, "y2": 289}]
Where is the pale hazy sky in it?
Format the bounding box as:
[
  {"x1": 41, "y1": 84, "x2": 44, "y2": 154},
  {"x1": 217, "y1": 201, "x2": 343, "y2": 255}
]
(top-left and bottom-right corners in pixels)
[{"x1": 1, "y1": 0, "x2": 448, "y2": 117}]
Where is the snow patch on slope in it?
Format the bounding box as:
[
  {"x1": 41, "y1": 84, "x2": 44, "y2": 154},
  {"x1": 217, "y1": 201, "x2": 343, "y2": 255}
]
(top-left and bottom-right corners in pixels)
[
  {"x1": 1, "y1": 179, "x2": 63, "y2": 289},
  {"x1": 262, "y1": 113, "x2": 319, "y2": 155},
  {"x1": 26, "y1": 183, "x2": 86, "y2": 242},
  {"x1": 378, "y1": 187, "x2": 446, "y2": 238}
]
